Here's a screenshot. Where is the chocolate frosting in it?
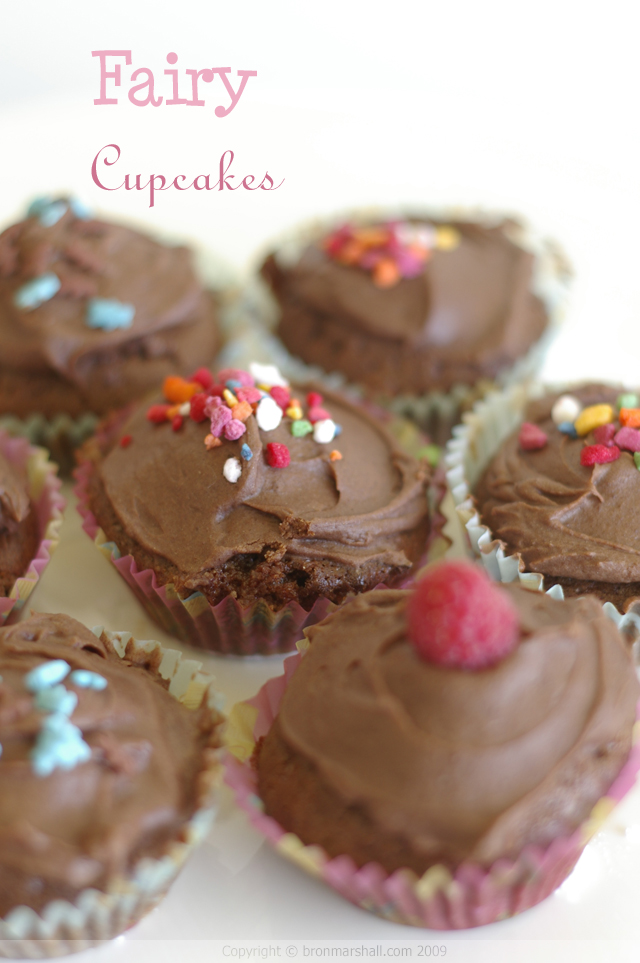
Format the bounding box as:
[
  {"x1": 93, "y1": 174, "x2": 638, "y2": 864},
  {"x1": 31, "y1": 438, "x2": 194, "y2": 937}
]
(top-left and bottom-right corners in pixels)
[
  {"x1": 95, "y1": 387, "x2": 429, "y2": 590},
  {"x1": 0, "y1": 451, "x2": 29, "y2": 531},
  {"x1": 475, "y1": 386, "x2": 640, "y2": 584},
  {"x1": 266, "y1": 585, "x2": 638, "y2": 868},
  {"x1": 264, "y1": 220, "x2": 549, "y2": 394},
  {"x1": 0, "y1": 613, "x2": 221, "y2": 915},
  {"x1": 0, "y1": 205, "x2": 218, "y2": 413}
]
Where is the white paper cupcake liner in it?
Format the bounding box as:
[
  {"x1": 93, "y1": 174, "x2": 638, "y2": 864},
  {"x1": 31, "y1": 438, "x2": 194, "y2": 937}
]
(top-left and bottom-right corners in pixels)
[
  {"x1": 444, "y1": 381, "x2": 640, "y2": 641},
  {"x1": 0, "y1": 630, "x2": 224, "y2": 958}
]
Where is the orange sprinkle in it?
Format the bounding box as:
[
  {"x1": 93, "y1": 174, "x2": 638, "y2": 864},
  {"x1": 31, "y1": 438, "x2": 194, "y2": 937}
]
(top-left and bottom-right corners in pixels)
[
  {"x1": 204, "y1": 434, "x2": 222, "y2": 450},
  {"x1": 620, "y1": 408, "x2": 640, "y2": 428},
  {"x1": 330, "y1": 449, "x2": 343, "y2": 461},
  {"x1": 163, "y1": 376, "x2": 201, "y2": 404},
  {"x1": 166, "y1": 404, "x2": 182, "y2": 418},
  {"x1": 232, "y1": 400, "x2": 253, "y2": 422},
  {"x1": 336, "y1": 239, "x2": 365, "y2": 265},
  {"x1": 353, "y1": 226, "x2": 389, "y2": 248},
  {"x1": 373, "y1": 258, "x2": 401, "y2": 288}
]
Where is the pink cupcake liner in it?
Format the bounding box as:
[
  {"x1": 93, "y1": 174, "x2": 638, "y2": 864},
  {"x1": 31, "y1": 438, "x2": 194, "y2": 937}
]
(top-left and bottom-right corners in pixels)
[
  {"x1": 224, "y1": 651, "x2": 640, "y2": 929},
  {"x1": 0, "y1": 431, "x2": 65, "y2": 626},
  {"x1": 73, "y1": 406, "x2": 443, "y2": 656}
]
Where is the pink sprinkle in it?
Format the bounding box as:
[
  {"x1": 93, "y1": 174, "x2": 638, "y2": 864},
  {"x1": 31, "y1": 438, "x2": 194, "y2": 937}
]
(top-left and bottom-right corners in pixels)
[
  {"x1": 593, "y1": 424, "x2": 617, "y2": 446},
  {"x1": 171, "y1": 415, "x2": 183, "y2": 432},
  {"x1": 210, "y1": 406, "x2": 233, "y2": 437},
  {"x1": 224, "y1": 419, "x2": 247, "y2": 441},
  {"x1": 518, "y1": 422, "x2": 548, "y2": 451},
  {"x1": 614, "y1": 426, "x2": 640, "y2": 452},
  {"x1": 190, "y1": 368, "x2": 214, "y2": 392},
  {"x1": 217, "y1": 368, "x2": 255, "y2": 388},
  {"x1": 307, "y1": 391, "x2": 323, "y2": 409},
  {"x1": 308, "y1": 406, "x2": 331, "y2": 424},
  {"x1": 204, "y1": 396, "x2": 224, "y2": 418},
  {"x1": 580, "y1": 444, "x2": 621, "y2": 466},
  {"x1": 236, "y1": 387, "x2": 262, "y2": 405},
  {"x1": 270, "y1": 385, "x2": 291, "y2": 410}
]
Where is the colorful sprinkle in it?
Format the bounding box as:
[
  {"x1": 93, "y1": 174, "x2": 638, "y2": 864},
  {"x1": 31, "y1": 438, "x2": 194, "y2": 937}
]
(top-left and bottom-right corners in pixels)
[
  {"x1": 190, "y1": 368, "x2": 215, "y2": 392},
  {"x1": 266, "y1": 442, "x2": 291, "y2": 468},
  {"x1": 210, "y1": 406, "x2": 233, "y2": 437},
  {"x1": 270, "y1": 385, "x2": 291, "y2": 411},
  {"x1": 519, "y1": 422, "x2": 548, "y2": 451},
  {"x1": 31, "y1": 715, "x2": 91, "y2": 777},
  {"x1": 308, "y1": 406, "x2": 332, "y2": 424},
  {"x1": 329, "y1": 449, "x2": 343, "y2": 461},
  {"x1": 14, "y1": 273, "x2": 61, "y2": 310},
  {"x1": 218, "y1": 368, "x2": 255, "y2": 388},
  {"x1": 313, "y1": 419, "x2": 338, "y2": 444},
  {"x1": 620, "y1": 408, "x2": 640, "y2": 428},
  {"x1": 34, "y1": 685, "x2": 78, "y2": 717},
  {"x1": 223, "y1": 388, "x2": 238, "y2": 407},
  {"x1": 580, "y1": 444, "x2": 621, "y2": 466},
  {"x1": 306, "y1": 392, "x2": 323, "y2": 409},
  {"x1": 24, "y1": 660, "x2": 71, "y2": 693},
  {"x1": 87, "y1": 298, "x2": 135, "y2": 331},
  {"x1": 241, "y1": 443, "x2": 253, "y2": 461},
  {"x1": 617, "y1": 393, "x2": 639, "y2": 411},
  {"x1": 69, "y1": 198, "x2": 92, "y2": 220},
  {"x1": 614, "y1": 427, "x2": 640, "y2": 452},
  {"x1": 286, "y1": 405, "x2": 303, "y2": 420},
  {"x1": 119, "y1": 434, "x2": 133, "y2": 448},
  {"x1": 223, "y1": 419, "x2": 246, "y2": 441},
  {"x1": 558, "y1": 421, "x2": 578, "y2": 438},
  {"x1": 69, "y1": 669, "x2": 107, "y2": 690},
  {"x1": 163, "y1": 376, "x2": 201, "y2": 404},
  {"x1": 249, "y1": 362, "x2": 289, "y2": 388},
  {"x1": 189, "y1": 394, "x2": 209, "y2": 422},
  {"x1": 574, "y1": 404, "x2": 614, "y2": 437},
  {"x1": 204, "y1": 434, "x2": 222, "y2": 450},
  {"x1": 551, "y1": 394, "x2": 582, "y2": 426},
  {"x1": 223, "y1": 456, "x2": 242, "y2": 482},
  {"x1": 232, "y1": 400, "x2": 253, "y2": 423},
  {"x1": 27, "y1": 196, "x2": 68, "y2": 226},
  {"x1": 147, "y1": 404, "x2": 171, "y2": 423},
  {"x1": 291, "y1": 419, "x2": 313, "y2": 438},
  {"x1": 635, "y1": 453, "x2": 640, "y2": 471},
  {"x1": 171, "y1": 415, "x2": 183, "y2": 432},
  {"x1": 236, "y1": 387, "x2": 262, "y2": 405},
  {"x1": 256, "y1": 396, "x2": 283, "y2": 432},
  {"x1": 593, "y1": 424, "x2": 616, "y2": 446}
]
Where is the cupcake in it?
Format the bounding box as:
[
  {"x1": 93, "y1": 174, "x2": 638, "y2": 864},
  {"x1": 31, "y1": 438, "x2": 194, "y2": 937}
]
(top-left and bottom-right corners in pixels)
[
  {"x1": 226, "y1": 561, "x2": 640, "y2": 929},
  {"x1": 0, "y1": 431, "x2": 64, "y2": 626},
  {"x1": 447, "y1": 382, "x2": 640, "y2": 627},
  {"x1": 253, "y1": 211, "x2": 569, "y2": 444},
  {"x1": 0, "y1": 611, "x2": 224, "y2": 955},
  {"x1": 0, "y1": 196, "x2": 221, "y2": 467},
  {"x1": 75, "y1": 363, "x2": 430, "y2": 655}
]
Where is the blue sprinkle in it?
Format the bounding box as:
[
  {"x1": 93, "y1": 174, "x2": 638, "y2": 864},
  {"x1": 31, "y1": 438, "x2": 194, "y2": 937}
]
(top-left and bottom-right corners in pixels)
[
  {"x1": 31, "y1": 716, "x2": 91, "y2": 777},
  {"x1": 69, "y1": 198, "x2": 92, "y2": 220},
  {"x1": 14, "y1": 273, "x2": 61, "y2": 311},
  {"x1": 27, "y1": 196, "x2": 53, "y2": 218},
  {"x1": 39, "y1": 201, "x2": 68, "y2": 227},
  {"x1": 558, "y1": 421, "x2": 578, "y2": 439},
  {"x1": 226, "y1": 379, "x2": 243, "y2": 391},
  {"x1": 241, "y1": 443, "x2": 253, "y2": 461},
  {"x1": 35, "y1": 685, "x2": 78, "y2": 717},
  {"x1": 69, "y1": 669, "x2": 107, "y2": 691},
  {"x1": 24, "y1": 660, "x2": 71, "y2": 693},
  {"x1": 333, "y1": 424, "x2": 342, "y2": 436},
  {"x1": 86, "y1": 298, "x2": 135, "y2": 331}
]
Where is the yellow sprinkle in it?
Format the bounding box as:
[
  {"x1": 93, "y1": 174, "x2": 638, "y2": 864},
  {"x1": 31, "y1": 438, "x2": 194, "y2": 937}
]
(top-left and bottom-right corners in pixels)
[
  {"x1": 286, "y1": 406, "x2": 303, "y2": 420},
  {"x1": 435, "y1": 225, "x2": 460, "y2": 251},
  {"x1": 330, "y1": 449, "x2": 343, "y2": 461},
  {"x1": 574, "y1": 404, "x2": 614, "y2": 437},
  {"x1": 223, "y1": 389, "x2": 238, "y2": 407},
  {"x1": 257, "y1": 383, "x2": 271, "y2": 393}
]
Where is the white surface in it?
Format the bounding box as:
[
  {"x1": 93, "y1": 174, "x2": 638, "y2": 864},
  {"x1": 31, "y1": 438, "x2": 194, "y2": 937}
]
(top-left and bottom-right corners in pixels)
[{"x1": 2, "y1": 1, "x2": 640, "y2": 956}]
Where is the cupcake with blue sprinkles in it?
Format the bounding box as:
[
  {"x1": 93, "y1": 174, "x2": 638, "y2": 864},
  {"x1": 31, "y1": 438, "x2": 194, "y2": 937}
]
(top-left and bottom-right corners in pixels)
[
  {"x1": 0, "y1": 196, "x2": 221, "y2": 468},
  {"x1": 0, "y1": 611, "x2": 224, "y2": 957}
]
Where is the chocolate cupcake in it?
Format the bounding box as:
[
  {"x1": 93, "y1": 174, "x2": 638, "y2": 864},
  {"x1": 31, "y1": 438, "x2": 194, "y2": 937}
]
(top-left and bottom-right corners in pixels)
[
  {"x1": 0, "y1": 197, "x2": 220, "y2": 466},
  {"x1": 446, "y1": 382, "x2": 640, "y2": 629},
  {"x1": 226, "y1": 561, "x2": 640, "y2": 928},
  {"x1": 75, "y1": 363, "x2": 430, "y2": 655},
  {"x1": 0, "y1": 612, "x2": 223, "y2": 955},
  {"x1": 252, "y1": 211, "x2": 569, "y2": 444}
]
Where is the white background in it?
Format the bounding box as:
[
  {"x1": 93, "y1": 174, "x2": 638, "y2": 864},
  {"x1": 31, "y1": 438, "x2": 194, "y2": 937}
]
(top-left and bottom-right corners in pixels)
[{"x1": 1, "y1": 1, "x2": 640, "y2": 958}]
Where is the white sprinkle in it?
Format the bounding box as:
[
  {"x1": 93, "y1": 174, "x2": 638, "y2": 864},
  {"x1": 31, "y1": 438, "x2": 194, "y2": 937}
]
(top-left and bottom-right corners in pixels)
[
  {"x1": 551, "y1": 395, "x2": 582, "y2": 426},
  {"x1": 249, "y1": 362, "x2": 289, "y2": 388},
  {"x1": 313, "y1": 419, "x2": 337, "y2": 444},
  {"x1": 223, "y1": 457, "x2": 242, "y2": 483},
  {"x1": 256, "y1": 396, "x2": 283, "y2": 432},
  {"x1": 178, "y1": 402, "x2": 191, "y2": 416}
]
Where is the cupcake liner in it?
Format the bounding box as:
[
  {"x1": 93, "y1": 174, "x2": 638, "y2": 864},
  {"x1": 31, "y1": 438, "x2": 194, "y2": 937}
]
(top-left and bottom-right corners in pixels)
[
  {"x1": 0, "y1": 629, "x2": 224, "y2": 958},
  {"x1": 443, "y1": 382, "x2": 640, "y2": 642},
  {"x1": 0, "y1": 431, "x2": 65, "y2": 626},
  {"x1": 224, "y1": 650, "x2": 640, "y2": 930},
  {"x1": 73, "y1": 403, "x2": 443, "y2": 657},
  {"x1": 225, "y1": 205, "x2": 571, "y2": 445}
]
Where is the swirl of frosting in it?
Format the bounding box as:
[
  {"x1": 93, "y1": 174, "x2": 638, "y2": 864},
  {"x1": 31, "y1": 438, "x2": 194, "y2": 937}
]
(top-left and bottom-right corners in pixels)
[
  {"x1": 0, "y1": 203, "x2": 218, "y2": 415},
  {"x1": 85, "y1": 386, "x2": 430, "y2": 607},
  {"x1": 257, "y1": 585, "x2": 638, "y2": 872},
  {"x1": 0, "y1": 613, "x2": 222, "y2": 916}
]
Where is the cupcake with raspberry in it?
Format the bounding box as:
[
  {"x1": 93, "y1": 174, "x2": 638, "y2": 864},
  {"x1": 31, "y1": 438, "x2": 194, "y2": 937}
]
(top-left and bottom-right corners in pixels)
[
  {"x1": 75, "y1": 362, "x2": 431, "y2": 655},
  {"x1": 446, "y1": 382, "x2": 640, "y2": 633},
  {"x1": 225, "y1": 560, "x2": 640, "y2": 928},
  {"x1": 241, "y1": 209, "x2": 570, "y2": 445},
  {"x1": 0, "y1": 196, "x2": 222, "y2": 468}
]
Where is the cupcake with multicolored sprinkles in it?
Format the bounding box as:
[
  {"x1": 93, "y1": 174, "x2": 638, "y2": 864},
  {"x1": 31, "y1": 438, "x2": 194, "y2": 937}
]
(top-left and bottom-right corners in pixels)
[
  {"x1": 0, "y1": 196, "x2": 221, "y2": 467},
  {"x1": 75, "y1": 362, "x2": 431, "y2": 655},
  {"x1": 246, "y1": 209, "x2": 570, "y2": 445},
  {"x1": 446, "y1": 382, "x2": 640, "y2": 630}
]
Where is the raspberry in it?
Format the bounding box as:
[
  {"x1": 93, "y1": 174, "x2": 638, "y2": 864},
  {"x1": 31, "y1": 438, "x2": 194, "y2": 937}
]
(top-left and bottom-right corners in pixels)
[
  {"x1": 518, "y1": 422, "x2": 547, "y2": 451},
  {"x1": 593, "y1": 423, "x2": 616, "y2": 446},
  {"x1": 580, "y1": 444, "x2": 621, "y2": 466},
  {"x1": 270, "y1": 385, "x2": 291, "y2": 411},
  {"x1": 146, "y1": 404, "x2": 171, "y2": 424},
  {"x1": 265, "y1": 442, "x2": 290, "y2": 468},
  {"x1": 189, "y1": 393, "x2": 209, "y2": 423},
  {"x1": 406, "y1": 560, "x2": 519, "y2": 670},
  {"x1": 614, "y1": 427, "x2": 640, "y2": 452},
  {"x1": 306, "y1": 391, "x2": 323, "y2": 409},
  {"x1": 189, "y1": 368, "x2": 214, "y2": 392}
]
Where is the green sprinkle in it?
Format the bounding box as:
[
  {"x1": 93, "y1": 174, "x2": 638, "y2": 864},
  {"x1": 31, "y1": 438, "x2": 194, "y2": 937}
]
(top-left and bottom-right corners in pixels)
[
  {"x1": 291, "y1": 419, "x2": 313, "y2": 438},
  {"x1": 634, "y1": 453, "x2": 640, "y2": 471},
  {"x1": 417, "y1": 444, "x2": 441, "y2": 467},
  {"x1": 617, "y1": 393, "x2": 639, "y2": 411}
]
